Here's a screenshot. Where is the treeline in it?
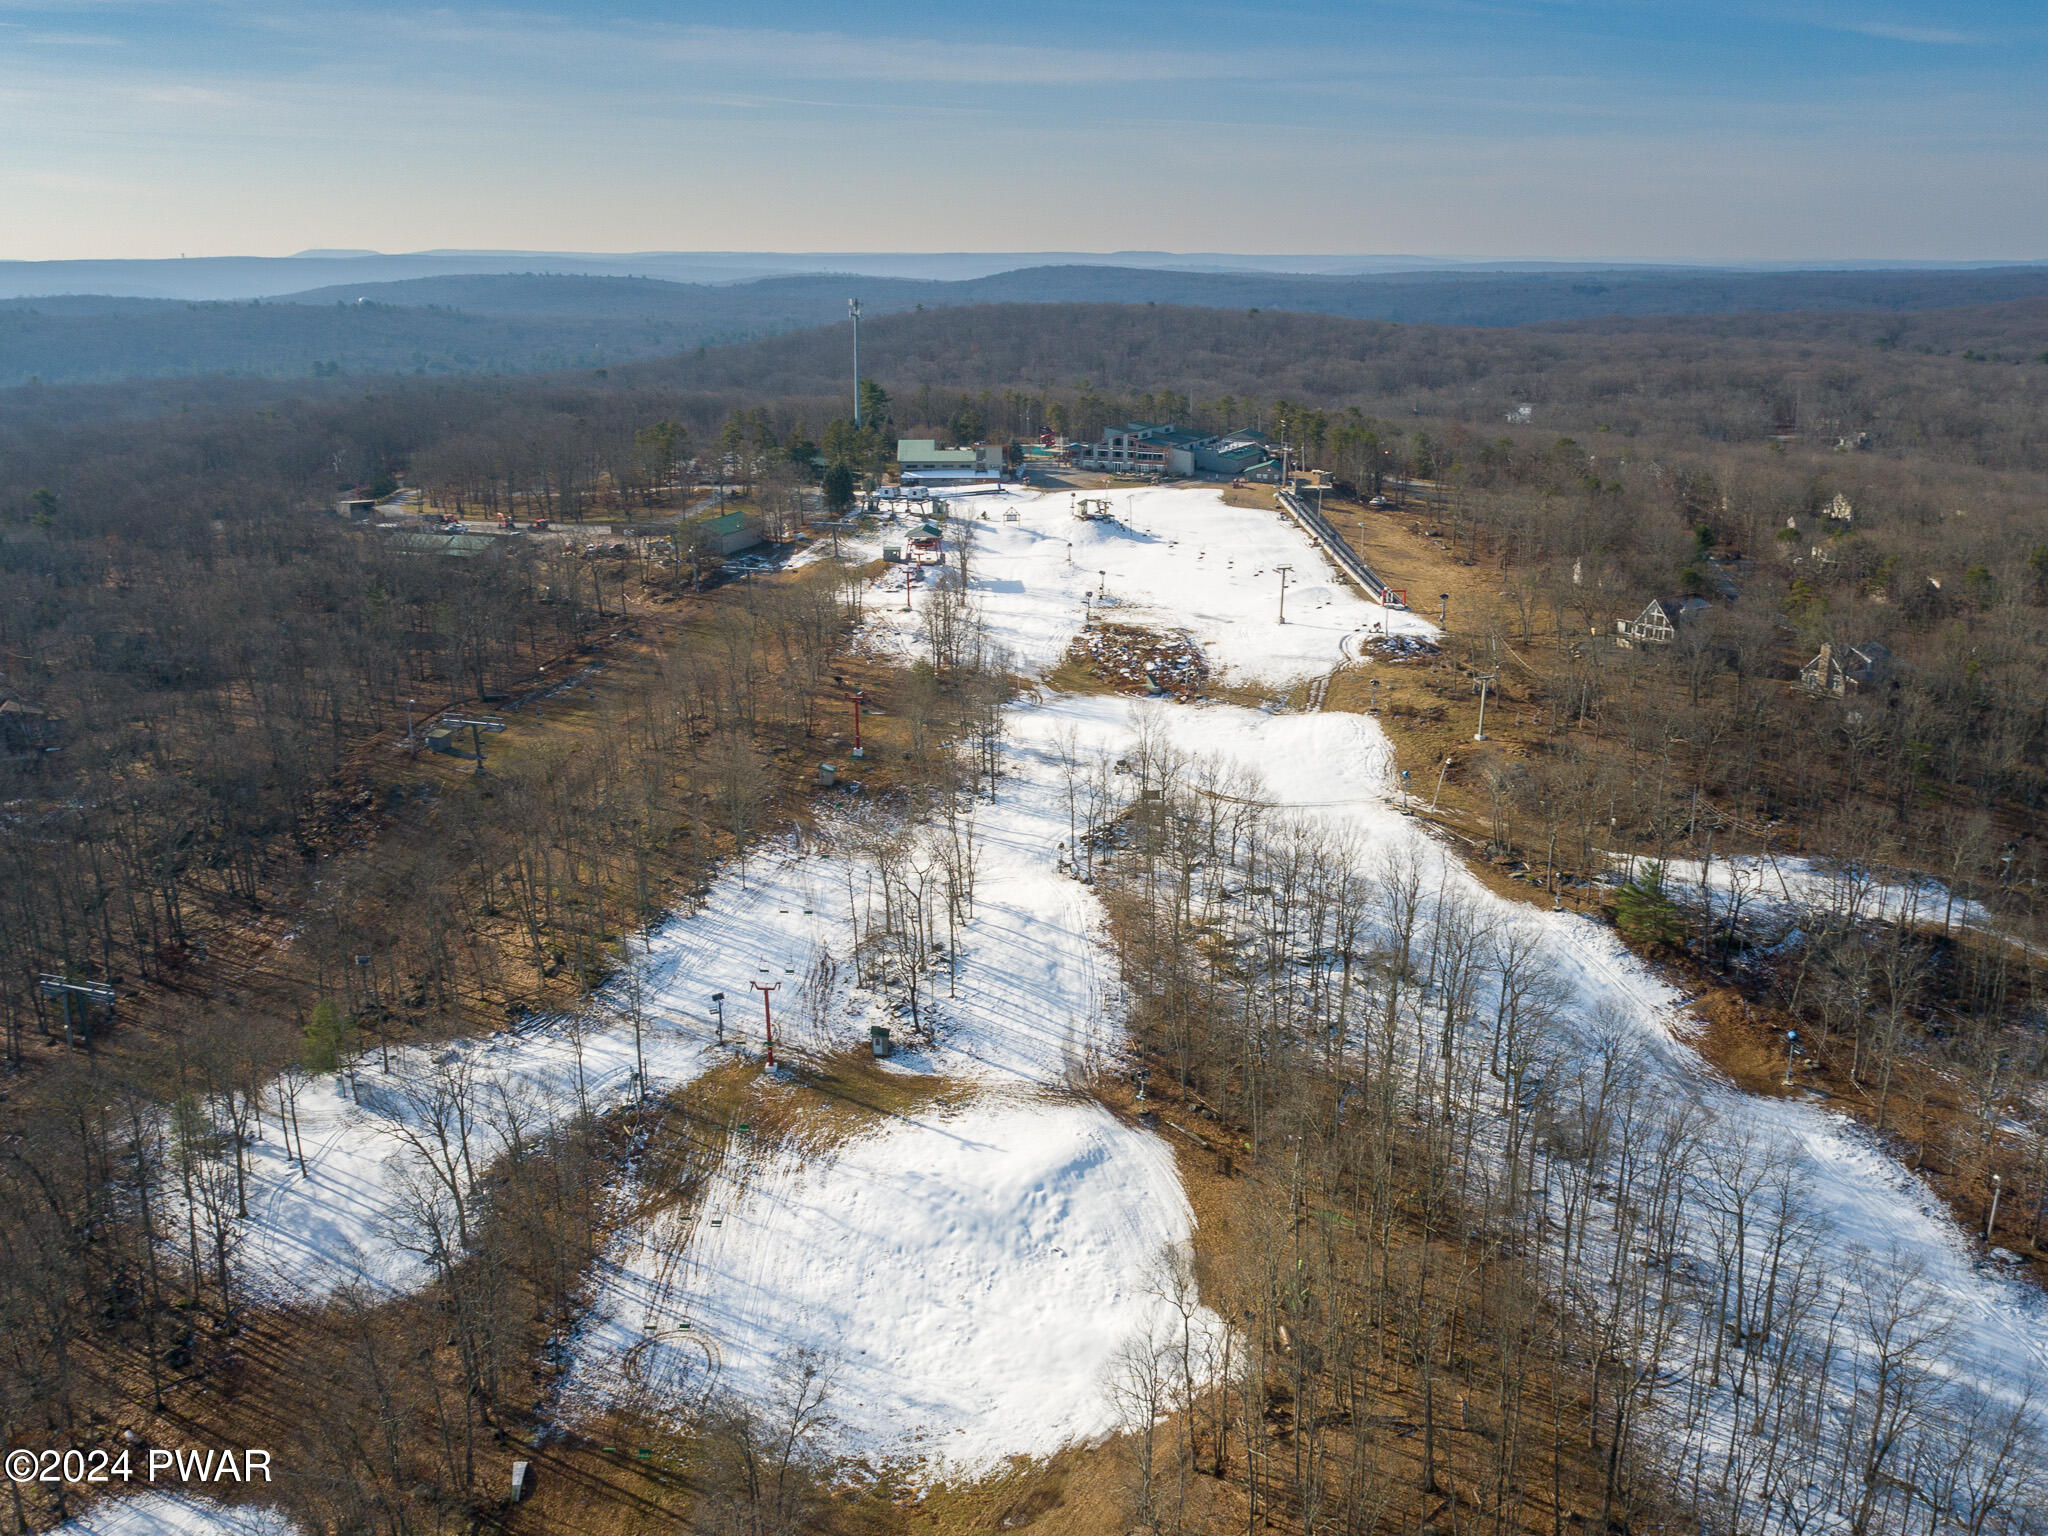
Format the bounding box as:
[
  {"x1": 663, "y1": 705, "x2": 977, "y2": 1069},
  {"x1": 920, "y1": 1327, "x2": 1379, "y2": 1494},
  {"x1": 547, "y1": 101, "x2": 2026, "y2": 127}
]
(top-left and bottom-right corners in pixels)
[{"x1": 10, "y1": 261, "x2": 2048, "y2": 387}]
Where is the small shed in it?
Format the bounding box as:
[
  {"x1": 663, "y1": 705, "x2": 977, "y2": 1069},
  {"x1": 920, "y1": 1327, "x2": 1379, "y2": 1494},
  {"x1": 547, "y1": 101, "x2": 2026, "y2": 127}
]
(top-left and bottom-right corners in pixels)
[{"x1": 703, "y1": 510, "x2": 765, "y2": 557}]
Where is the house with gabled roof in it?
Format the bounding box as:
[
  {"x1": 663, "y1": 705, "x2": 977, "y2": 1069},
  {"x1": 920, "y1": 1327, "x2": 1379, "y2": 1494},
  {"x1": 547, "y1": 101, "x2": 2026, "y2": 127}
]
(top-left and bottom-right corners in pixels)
[{"x1": 1615, "y1": 595, "x2": 1710, "y2": 647}]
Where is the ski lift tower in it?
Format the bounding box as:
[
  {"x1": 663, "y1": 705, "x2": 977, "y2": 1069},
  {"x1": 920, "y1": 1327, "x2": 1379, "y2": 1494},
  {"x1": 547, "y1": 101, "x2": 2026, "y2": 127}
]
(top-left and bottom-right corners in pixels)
[
  {"x1": 39, "y1": 974, "x2": 115, "y2": 1050},
  {"x1": 442, "y1": 714, "x2": 505, "y2": 774}
]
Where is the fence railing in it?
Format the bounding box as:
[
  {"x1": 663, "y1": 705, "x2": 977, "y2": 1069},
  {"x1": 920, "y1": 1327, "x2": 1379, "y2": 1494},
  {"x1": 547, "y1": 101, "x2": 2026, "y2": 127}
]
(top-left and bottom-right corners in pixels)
[{"x1": 1277, "y1": 490, "x2": 1404, "y2": 607}]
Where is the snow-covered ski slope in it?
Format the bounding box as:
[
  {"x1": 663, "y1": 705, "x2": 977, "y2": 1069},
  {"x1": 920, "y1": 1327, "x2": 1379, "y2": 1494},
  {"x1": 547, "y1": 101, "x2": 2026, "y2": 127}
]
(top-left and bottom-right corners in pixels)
[
  {"x1": 838, "y1": 482, "x2": 1433, "y2": 683},
  {"x1": 559, "y1": 690, "x2": 1224, "y2": 1472},
  {"x1": 173, "y1": 481, "x2": 2045, "y2": 1497},
  {"x1": 49, "y1": 1495, "x2": 301, "y2": 1536},
  {"x1": 1125, "y1": 704, "x2": 2048, "y2": 1410},
  {"x1": 563, "y1": 1096, "x2": 1221, "y2": 1473}
]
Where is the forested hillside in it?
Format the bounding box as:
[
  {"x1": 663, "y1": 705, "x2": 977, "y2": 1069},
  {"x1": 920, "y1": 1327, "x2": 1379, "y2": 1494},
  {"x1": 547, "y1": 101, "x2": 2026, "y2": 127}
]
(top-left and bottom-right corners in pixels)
[
  {"x1": 2, "y1": 294, "x2": 2045, "y2": 1536},
  {"x1": 7, "y1": 262, "x2": 2048, "y2": 386}
]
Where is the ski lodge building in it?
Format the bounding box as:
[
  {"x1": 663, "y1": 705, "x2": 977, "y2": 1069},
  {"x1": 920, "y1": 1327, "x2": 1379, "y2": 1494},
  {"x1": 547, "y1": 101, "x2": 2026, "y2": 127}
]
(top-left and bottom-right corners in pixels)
[{"x1": 896, "y1": 440, "x2": 1006, "y2": 485}]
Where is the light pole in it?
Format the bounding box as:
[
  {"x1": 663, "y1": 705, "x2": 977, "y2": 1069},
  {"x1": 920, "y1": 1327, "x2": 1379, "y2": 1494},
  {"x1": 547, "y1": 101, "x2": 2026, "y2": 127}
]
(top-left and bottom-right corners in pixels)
[
  {"x1": 751, "y1": 980, "x2": 781, "y2": 1068},
  {"x1": 711, "y1": 992, "x2": 725, "y2": 1045},
  {"x1": 404, "y1": 698, "x2": 417, "y2": 756},
  {"x1": 1986, "y1": 1173, "x2": 2003, "y2": 1243},
  {"x1": 1784, "y1": 1029, "x2": 1797, "y2": 1087},
  {"x1": 1276, "y1": 564, "x2": 1293, "y2": 624},
  {"x1": 1438, "y1": 592, "x2": 1449, "y2": 626},
  {"x1": 1472, "y1": 672, "x2": 1497, "y2": 742},
  {"x1": 849, "y1": 689, "x2": 867, "y2": 759}
]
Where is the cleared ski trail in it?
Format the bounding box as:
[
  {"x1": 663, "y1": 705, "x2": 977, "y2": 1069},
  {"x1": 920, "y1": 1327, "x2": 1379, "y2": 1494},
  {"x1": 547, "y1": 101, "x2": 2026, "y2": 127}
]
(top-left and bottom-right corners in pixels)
[{"x1": 169, "y1": 480, "x2": 2044, "y2": 1497}]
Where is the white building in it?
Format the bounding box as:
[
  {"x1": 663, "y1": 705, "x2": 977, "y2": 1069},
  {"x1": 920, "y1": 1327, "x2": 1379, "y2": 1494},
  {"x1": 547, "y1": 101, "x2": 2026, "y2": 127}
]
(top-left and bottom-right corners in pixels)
[{"x1": 897, "y1": 439, "x2": 1005, "y2": 485}]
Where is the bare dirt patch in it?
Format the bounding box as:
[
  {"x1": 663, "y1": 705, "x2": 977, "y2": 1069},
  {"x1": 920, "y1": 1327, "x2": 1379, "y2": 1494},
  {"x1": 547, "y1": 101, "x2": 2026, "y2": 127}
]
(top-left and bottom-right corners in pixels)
[{"x1": 1061, "y1": 622, "x2": 1211, "y2": 702}]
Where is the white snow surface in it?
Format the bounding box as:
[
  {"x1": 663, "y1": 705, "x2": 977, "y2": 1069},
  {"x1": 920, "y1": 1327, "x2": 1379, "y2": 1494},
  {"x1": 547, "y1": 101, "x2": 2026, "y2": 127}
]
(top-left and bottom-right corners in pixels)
[
  {"x1": 49, "y1": 1495, "x2": 301, "y2": 1536},
  {"x1": 186, "y1": 484, "x2": 2048, "y2": 1496},
  {"x1": 217, "y1": 971, "x2": 725, "y2": 1298},
  {"x1": 1618, "y1": 851, "x2": 1996, "y2": 933},
  {"x1": 841, "y1": 482, "x2": 1435, "y2": 684},
  {"x1": 1120, "y1": 704, "x2": 2048, "y2": 1419},
  {"x1": 563, "y1": 1096, "x2": 1220, "y2": 1475}
]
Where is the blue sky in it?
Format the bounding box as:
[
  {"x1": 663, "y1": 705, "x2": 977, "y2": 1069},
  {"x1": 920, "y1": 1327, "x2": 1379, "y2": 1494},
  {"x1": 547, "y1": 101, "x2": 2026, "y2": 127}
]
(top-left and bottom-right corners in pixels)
[{"x1": 1, "y1": 1, "x2": 2043, "y2": 260}]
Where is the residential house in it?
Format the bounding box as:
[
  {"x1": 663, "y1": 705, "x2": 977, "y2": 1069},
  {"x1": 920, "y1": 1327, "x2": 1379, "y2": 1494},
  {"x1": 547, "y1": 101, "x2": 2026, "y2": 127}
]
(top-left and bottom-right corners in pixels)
[
  {"x1": 1615, "y1": 595, "x2": 1710, "y2": 647},
  {"x1": 1800, "y1": 641, "x2": 1893, "y2": 697}
]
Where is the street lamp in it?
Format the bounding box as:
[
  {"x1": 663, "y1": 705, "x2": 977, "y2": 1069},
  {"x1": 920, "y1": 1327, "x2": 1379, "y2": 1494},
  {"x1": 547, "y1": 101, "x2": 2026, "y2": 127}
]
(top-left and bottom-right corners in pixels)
[
  {"x1": 710, "y1": 992, "x2": 725, "y2": 1045},
  {"x1": 1276, "y1": 564, "x2": 1293, "y2": 624}
]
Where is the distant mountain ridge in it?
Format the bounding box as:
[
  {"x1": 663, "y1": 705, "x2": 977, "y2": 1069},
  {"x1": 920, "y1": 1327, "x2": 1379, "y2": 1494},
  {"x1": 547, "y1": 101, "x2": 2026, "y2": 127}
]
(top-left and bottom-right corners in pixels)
[
  {"x1": 5, "y1": 249, "x2": 2043, "y2": 303},
  {"x1": 5, "y1": 264, "x2": 2048, "y2": 388}
]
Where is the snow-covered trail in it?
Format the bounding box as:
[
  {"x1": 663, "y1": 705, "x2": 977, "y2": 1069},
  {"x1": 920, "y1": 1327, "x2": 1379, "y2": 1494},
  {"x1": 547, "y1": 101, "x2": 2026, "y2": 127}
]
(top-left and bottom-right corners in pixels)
[
  {"x1": 48, "y1": 1494, "x2": 302, "y2": 1536},
  {"x1": 1616, "y1": 850, "x2": 1997, "y2": 935},
  {"x1": 168, "y1": 480, "x2": 2046, "y2": 1496},
  {"x1": 562, "y1": 1095, "x2": 1221, "y2": 1475},
  {"x1": 845, "y1": 481, "x2": 1431, "y2": 684},
  {"x1": 213, "y1": 724, "x2": 1128, "y2": 1302},
  {"x1": 1122, "y1": 703, "x2": 2048, "y2": 1421}
]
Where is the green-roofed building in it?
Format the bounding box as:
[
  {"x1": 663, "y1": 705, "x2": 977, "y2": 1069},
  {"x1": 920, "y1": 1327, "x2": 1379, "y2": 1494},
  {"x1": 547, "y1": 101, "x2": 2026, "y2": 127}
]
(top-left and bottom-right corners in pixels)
[{"x1": 702, "y1": 510, "x2": 766, "y2": 556}]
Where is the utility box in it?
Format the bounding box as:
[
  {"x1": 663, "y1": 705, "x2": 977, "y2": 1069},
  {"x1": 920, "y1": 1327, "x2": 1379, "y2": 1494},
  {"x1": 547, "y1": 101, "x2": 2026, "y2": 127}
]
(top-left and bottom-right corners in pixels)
[
  {"x1": 817, "y1": 762, "x2": 837, "y2": 787},
  {"x1": 509, "y1": 1461, "x2": 531, "y2": 1503},
  {"x1": 870, "y1": 1025, "x2": 893, "y2": 1059}
]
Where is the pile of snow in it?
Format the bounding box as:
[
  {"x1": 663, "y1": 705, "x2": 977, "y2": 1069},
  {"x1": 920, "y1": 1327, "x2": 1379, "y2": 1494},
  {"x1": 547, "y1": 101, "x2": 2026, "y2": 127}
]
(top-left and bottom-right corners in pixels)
[
  {"x1": 563, "y1": 1097, "x2": 1222, "y2": 1476},
  {"x1": 49, "y1": 1495, "x2": 301, "y2": 1536}
]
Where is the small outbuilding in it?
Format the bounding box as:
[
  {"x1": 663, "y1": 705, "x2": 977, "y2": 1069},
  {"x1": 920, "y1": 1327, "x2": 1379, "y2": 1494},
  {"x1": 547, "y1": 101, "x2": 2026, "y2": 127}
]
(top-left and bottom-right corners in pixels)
[{"x1": 702, "y1": 510, "x2": 766, "y2": 557}]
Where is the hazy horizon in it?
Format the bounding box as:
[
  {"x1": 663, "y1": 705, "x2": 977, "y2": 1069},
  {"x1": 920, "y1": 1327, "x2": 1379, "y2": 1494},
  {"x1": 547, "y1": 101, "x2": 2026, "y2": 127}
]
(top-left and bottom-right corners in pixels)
[{"x1": 3, "y1": 1, "x2": 2042, "y2": 264}]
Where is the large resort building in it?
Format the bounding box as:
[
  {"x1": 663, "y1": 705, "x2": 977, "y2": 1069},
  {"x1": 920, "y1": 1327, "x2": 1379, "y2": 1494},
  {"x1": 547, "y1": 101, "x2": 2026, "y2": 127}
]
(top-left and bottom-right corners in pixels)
[{"x1": 1063, "y1": 423, "x2": 1281, "y2": 480}]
